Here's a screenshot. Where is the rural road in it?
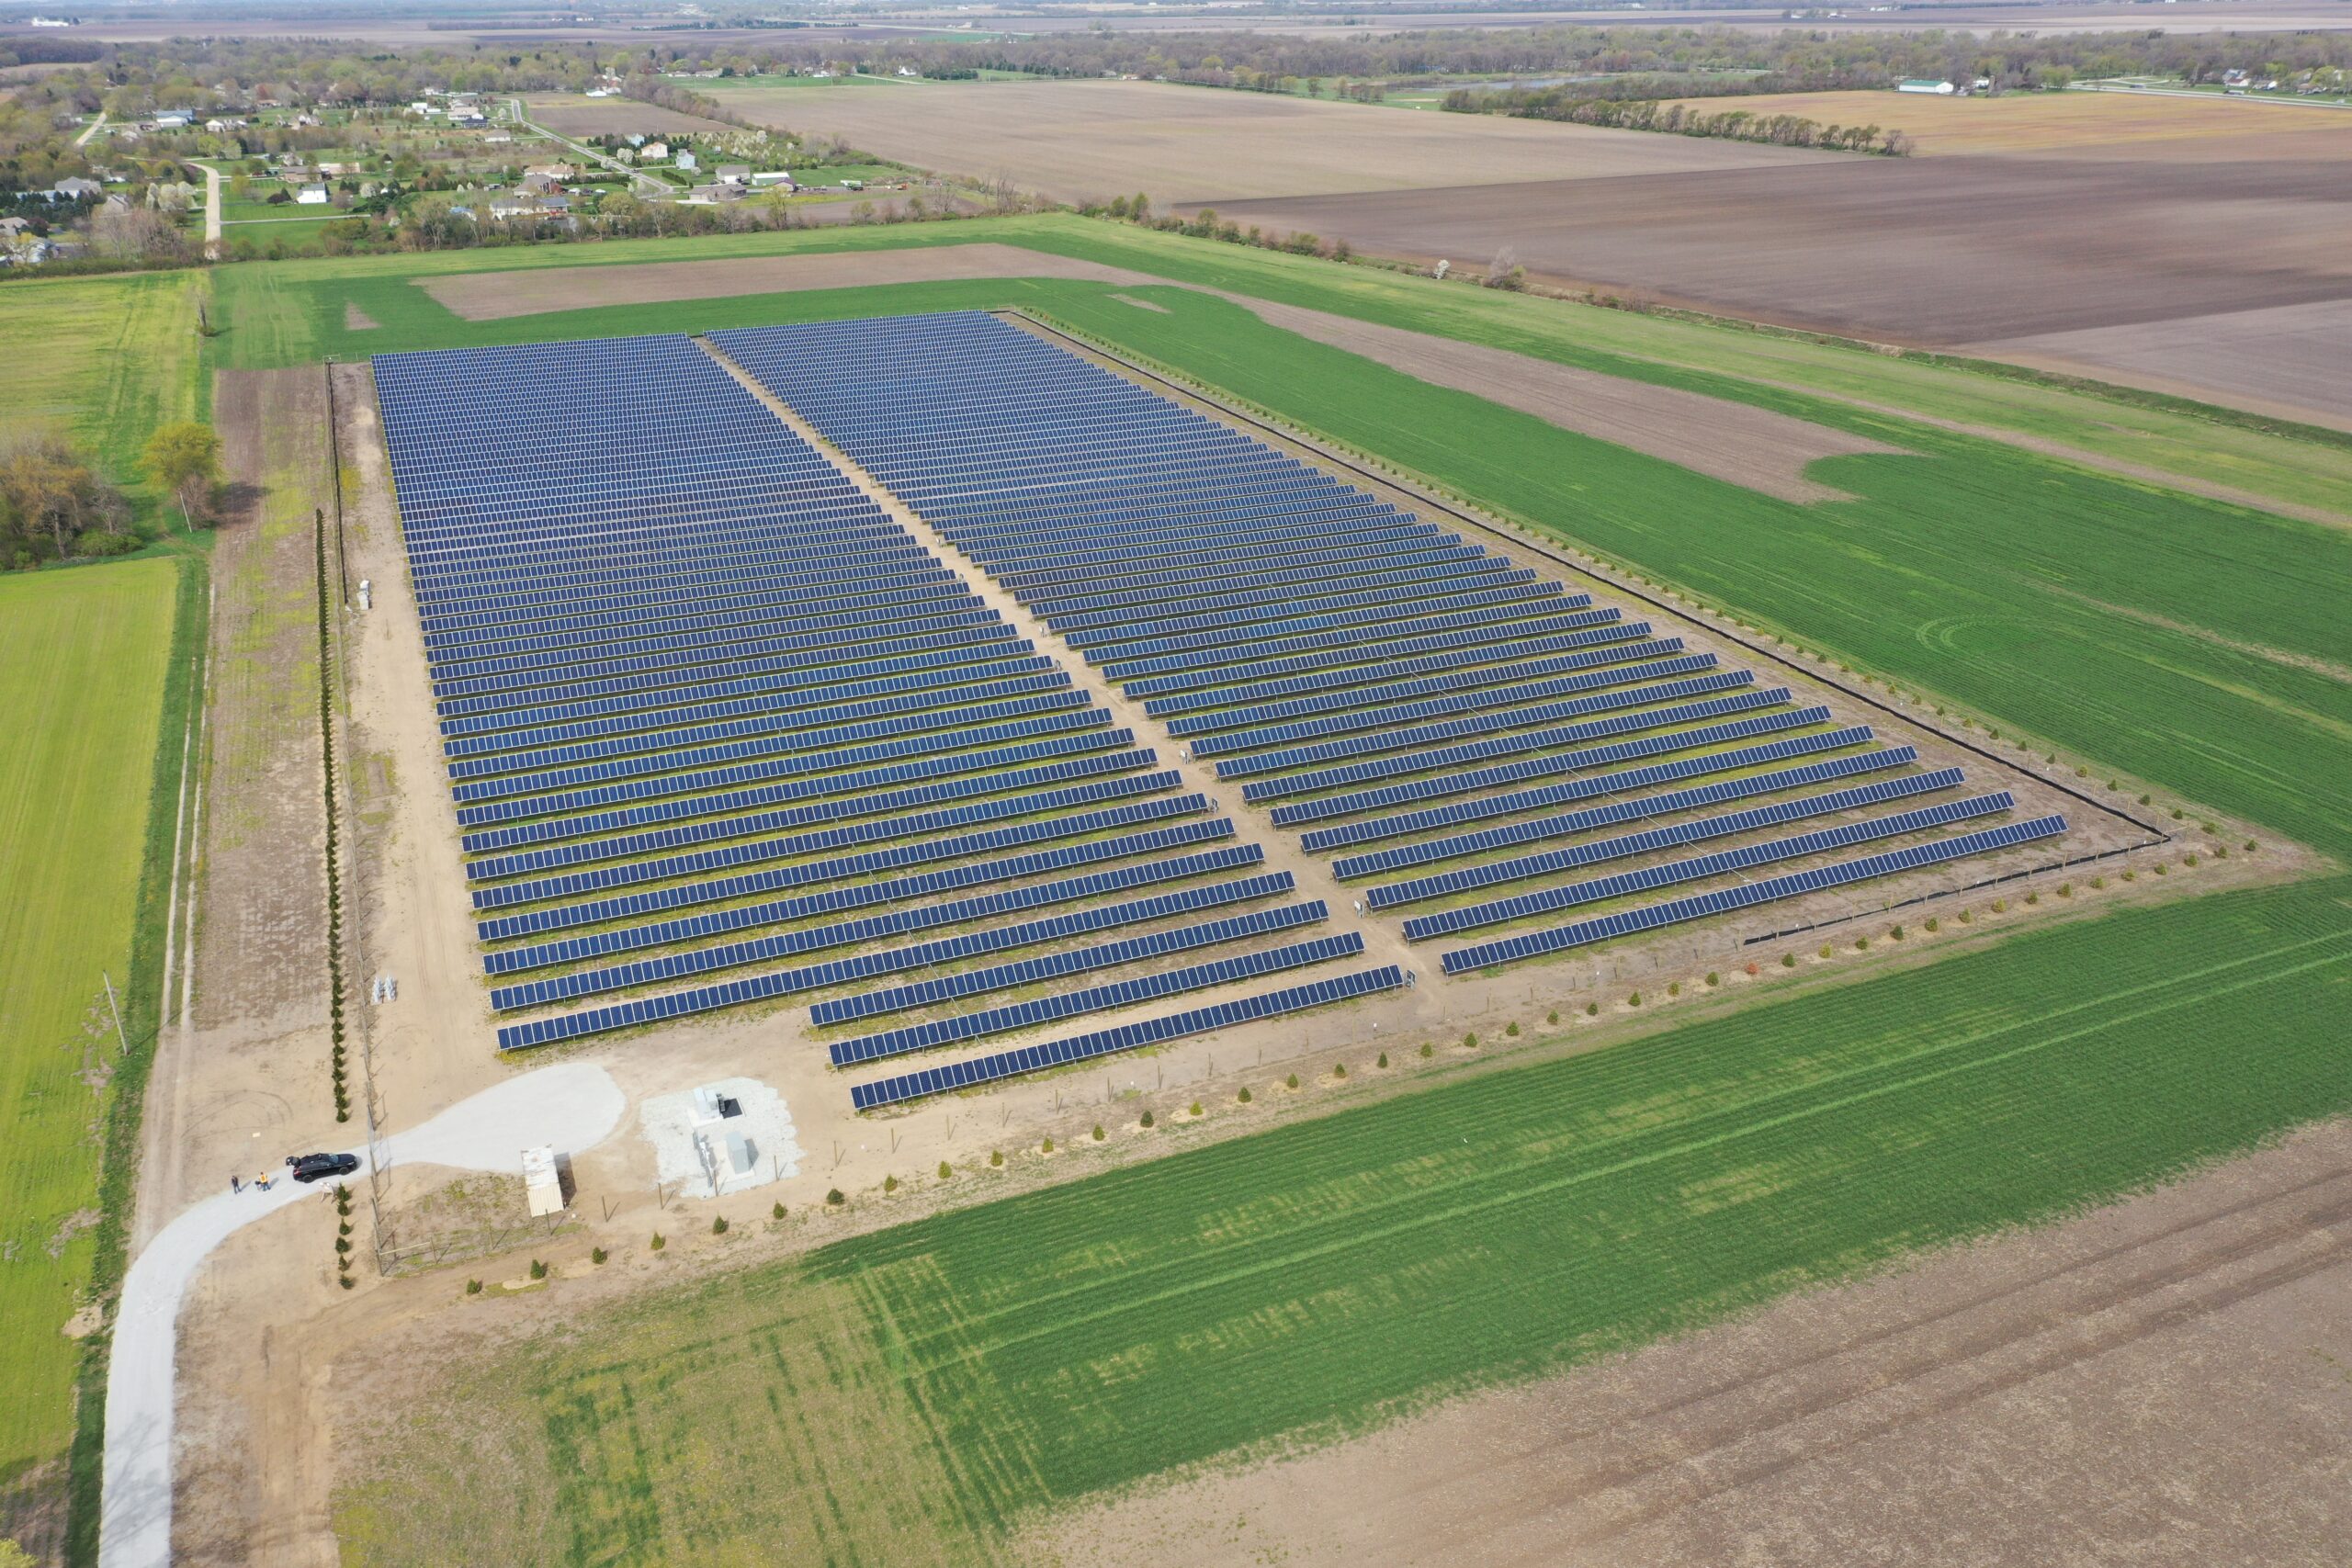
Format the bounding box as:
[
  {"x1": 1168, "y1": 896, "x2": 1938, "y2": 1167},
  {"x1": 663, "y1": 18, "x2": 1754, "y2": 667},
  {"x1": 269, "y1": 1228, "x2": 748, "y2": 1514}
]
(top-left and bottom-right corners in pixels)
[
  {"x1": 504, "y1": 96, "x2": 672, "y2": 196},
  {"x1": 98, "y1": 1062, "x2": 629, "y2": 1568},
  {"x1": 199, "y1": 163, "x2": 221, "y2": 257}
]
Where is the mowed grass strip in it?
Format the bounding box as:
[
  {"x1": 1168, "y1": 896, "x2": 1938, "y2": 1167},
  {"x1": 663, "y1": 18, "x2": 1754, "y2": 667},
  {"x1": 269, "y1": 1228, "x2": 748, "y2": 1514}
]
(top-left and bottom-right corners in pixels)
[
  {"x1": 0, "y1": 561, "x2": 178, "y2": 1477},
  {"x1": 335, "y1": 877, "x2": 2352, "y2": 1553}
]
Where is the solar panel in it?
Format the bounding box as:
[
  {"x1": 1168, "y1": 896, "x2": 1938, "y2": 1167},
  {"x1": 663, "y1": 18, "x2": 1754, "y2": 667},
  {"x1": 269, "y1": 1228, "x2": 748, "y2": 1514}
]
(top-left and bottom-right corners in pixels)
[
  {"x1": 1404, "y1": 792, "x2": 2019, "y2": 942},
  {"x1": 1439, "y1": 817, "x2": 2067, "y2": 973},
  {"x1": 840, "y1": 964, "x2": 1408, "y2": 1109},
  {"x1": 827, "y1": 931, "x2": 1366, "y2": 1066}
]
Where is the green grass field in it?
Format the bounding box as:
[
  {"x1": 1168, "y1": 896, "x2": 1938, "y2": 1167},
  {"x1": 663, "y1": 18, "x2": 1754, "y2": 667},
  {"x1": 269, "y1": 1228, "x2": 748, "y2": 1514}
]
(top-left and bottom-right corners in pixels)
[
  {"x1": 334, "y1": 876, "x2": 2352, "y2": 1560},
  {"x1": 0, "y1": 271, "x2": 209, "y2": 508},
  {"x1": 0, "y1": 562, "x2": 179, "y2": 1487}
]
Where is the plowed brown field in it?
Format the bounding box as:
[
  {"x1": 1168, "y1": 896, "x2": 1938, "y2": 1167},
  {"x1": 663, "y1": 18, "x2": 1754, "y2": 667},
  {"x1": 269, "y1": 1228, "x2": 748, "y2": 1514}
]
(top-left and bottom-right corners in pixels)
[{"x1": 707, "y1": 76, "x2": 1841, "y2": 205}]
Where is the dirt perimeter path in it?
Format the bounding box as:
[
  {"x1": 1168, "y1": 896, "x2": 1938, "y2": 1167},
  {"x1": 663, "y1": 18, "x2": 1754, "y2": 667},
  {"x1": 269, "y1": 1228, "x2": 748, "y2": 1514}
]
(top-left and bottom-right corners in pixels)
[{"x1": 1027, "y1": 1116, "x2": 2352, "y2": 1568}]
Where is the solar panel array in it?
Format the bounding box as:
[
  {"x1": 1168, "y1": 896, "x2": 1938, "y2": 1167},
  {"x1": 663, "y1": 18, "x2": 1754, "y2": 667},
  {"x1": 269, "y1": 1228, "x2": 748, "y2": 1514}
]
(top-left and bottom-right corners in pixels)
[
  {"x1": 374, "y1": 333, "x2": 1385, "y2": 1089},
  {"x1": 714, "y1": 310, "x2": 2069, "y2": 992}
]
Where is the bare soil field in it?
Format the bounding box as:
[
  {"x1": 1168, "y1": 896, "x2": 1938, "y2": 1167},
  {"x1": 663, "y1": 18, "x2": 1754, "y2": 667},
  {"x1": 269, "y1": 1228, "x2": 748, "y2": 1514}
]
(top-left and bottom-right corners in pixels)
[
  {"x1": 520, "y1": 94, "x2": 741, "y2": 138},
  {"x1": 1971, "y1": 298, "x2": 2352, "y2": 428},
  {"x1": 1190, "y1": 156, "x2": 2352, "y2": 424},
  {"x1": 707, "y1": 77, "x2": 1843, "y2": 205},
  {"x1": 1660, "y1": 87, "x2": 2352, "y2": 158},
  {"x1": 1213, "y1": 292, "x2": 1899, "y2": 503},
  {"x1": 417, "y1": 242, "x2": 1166, "y2": 320},
  {"x1": 1028, "y1": 1114, "x2": 2352, "y2": 1568}
]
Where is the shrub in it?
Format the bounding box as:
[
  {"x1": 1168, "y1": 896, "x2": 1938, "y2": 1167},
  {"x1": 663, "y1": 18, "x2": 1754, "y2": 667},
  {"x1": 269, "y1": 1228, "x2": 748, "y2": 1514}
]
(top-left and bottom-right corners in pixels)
[
  {"x1": 1585, "y1": 1001, "x2": 1600, "y2": 1015},
  {"x1": 772, "y1": 1201, "x2": 786, "y2": 1220},
  {"x1": 2184, "y1": 852, "x2": 2199, "y2": 867},
  {"x1": 2154, "y1": 862, "x2": 2168, "y2": 875},
  {"x1": 650, "y1": 1231, "x2": 667, "y2": 1249},
  {"x1": 714, "y1": 1215, "x2": 734, "y2": 1235},
  {"x1": 334, "y1": 1236, "x2": 351, "y2": 1255},
  {"x1": 1960, "y1": 908, "x2": 1973, "y2": 922},
  {"x1": 2059, "y1": 883, "x2": 2072, "y2": 897},
  {"x1": 883, "y1": 1174, "x2": 899, "y2": 1192},
  {"x1": 1855, "y1": 936, "x2": 1870, "y2": 951},
  {"x1": 1238, "y1": 1087, "x2": 1252, "y2": 1103},
  {"x1": 2139, "y1": 794, "x2": 2152, "y2": 805},
  {"x1": 1141, "y1": 1109, "x2": 1156, "y2": 1127},
  {"x1": 591, "y1": 1247, "x2": 607, "y2": 1265},
  {"x1": 2123, "y1": 869, "x2": 2137, "y2": 881},
  {"x1": 1092, "y1": 1123, "x2": 1106, "y2": 1141},
  {"x1": 2245, "y1": 840, "x2": 2257, "y2": 852},
  {"x1": 2091, "y1": 876, "x2": 2106, "y2": 889},
  {"x1": 1891, "y1": 924, "x2": 1905, "y2": 940},
  {"x1": 1376, "y1": 1051, "x2": 1389, "y2": 1068},
  {"x1": 1992, "y1": 899, "x2": 2007, "y2": 912},
  {"x1": 938, "y1": 1160, "x2": 953, "y2": 1179},
  {"x1": 1668, "y1": 981, "x2": 1681, "y2": 997},
  {"x1": 1628, "y1": 991, "x2": 1642, "y2": 1007},
  {"x1": 339, "y1": 1276, "x2": 356, "y2": 1291},
  {"x1": 1419, "y1": 1042, "x2": 1434, "y2": 1057},
  {"x1": 465, "y1": 1278, "x2": 482, "y2": 1295},
  {"x1": 1547, "y1": 1010, "x2": 1560, "y2": 1024},
  {"x1": 1705, "y1": 972, "x2": 1720, "y2": 987},
  {"x1": 528, "y1": 1258, "x2": 548, "y2": 1280},
  {"x1": 1505, "y1": 1021, "x2": 1521, "y2": 1036},
  {"x1": 1284, "y1": 1073, "x2": 1299, "y2": 1089},
  {"x1": 1463, "y1": 1032, "x2": 1477, "y2": 1048},
  {"x1": 1189, "y1": 1101, "x2": 1203, "y2": 1117},
  {"x1": 1819, "y1": 944, "x2": 1833, "y2": 959},
  {"x1": 989, "y1": 1148, "x2": 1004, "y2": 1167},
  {"x1": 1781, "y1": 953, "x2": 1797, "y2": 968},
  {"x1": 1925, "y1": 917, "x2": 1939, "y2": 932}
]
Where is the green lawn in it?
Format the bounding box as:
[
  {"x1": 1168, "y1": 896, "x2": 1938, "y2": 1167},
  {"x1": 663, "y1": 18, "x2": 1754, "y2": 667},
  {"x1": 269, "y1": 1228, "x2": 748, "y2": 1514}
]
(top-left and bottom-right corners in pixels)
[{"x1": 0, "y1": 561, "x2": 180, "y2": 1485}]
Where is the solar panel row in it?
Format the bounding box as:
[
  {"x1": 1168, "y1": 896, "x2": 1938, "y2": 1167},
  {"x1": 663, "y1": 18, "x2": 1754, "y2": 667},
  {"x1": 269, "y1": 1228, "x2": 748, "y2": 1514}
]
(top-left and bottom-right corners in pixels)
[
  {"x1": 845, "y1": 964, "x2": 1409, "y2": 1110},
  {"x1": 1439, "y1": 818, "x2": 2067, "y2": 973}
]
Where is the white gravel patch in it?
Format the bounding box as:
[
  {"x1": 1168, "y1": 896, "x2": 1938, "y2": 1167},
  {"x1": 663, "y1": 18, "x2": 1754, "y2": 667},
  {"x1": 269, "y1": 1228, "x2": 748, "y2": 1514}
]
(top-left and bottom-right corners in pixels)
[{"x1": 637, "y1": 1076, "x2": 803, "y2": 1199}]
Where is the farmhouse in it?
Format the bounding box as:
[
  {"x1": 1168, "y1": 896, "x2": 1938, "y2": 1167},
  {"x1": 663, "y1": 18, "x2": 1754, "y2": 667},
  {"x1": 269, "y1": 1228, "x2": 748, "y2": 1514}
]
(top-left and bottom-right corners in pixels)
[
  {"x1": 295, "y1": 183, "x2": 330, "y2": 205},
  {"x1": 716, "y1": 164, "x2": 752, "y2": 185}
]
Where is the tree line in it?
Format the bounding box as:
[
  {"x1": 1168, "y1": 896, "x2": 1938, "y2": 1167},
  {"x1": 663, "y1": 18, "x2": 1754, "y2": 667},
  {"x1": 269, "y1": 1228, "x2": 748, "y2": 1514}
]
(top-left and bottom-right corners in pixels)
[
  {"x1": 1442, "y1": 88, "x2": 1910, "y2": 154},
  {"x1": 0, "y1": 423, "x2": 218, "y2": 570}
]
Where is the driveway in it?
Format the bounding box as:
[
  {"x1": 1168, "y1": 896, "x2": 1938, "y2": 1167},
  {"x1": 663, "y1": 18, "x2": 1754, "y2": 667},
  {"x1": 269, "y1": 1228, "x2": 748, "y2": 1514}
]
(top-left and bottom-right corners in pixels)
[{"x1": 99, "y1": 1061, "x2": 628, "y2": 1568}]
